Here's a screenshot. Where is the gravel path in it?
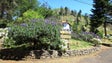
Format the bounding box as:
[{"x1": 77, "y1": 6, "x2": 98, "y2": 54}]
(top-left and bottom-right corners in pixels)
[{"x1": 0, "y1": 46, "x2": 112, "y2": 63}]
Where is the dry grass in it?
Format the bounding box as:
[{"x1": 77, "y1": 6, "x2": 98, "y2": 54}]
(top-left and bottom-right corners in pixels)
[{"x1": 102, "y1": 38, "x2": 112, "y2": 44}]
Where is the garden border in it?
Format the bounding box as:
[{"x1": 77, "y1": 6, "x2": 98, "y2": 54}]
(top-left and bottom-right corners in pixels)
[
  {"x1": 0, "y1": 46, "x2": 101, "y2": 60},
  {"x1": 39, "y1": 46, "x2": 101, "y2": 59}
]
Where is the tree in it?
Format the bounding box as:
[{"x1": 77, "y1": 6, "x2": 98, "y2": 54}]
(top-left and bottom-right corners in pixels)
[
  {"x1": 59, "y1": 7, "x2": 64, "y2": 16},
  {"x1": 0, "y1": 0, "x2": 18, "y2": 27},
  {"x1": 108, "y1": 0, "x2": 112, "y2": 15},
  {"x1": 64, "y1": 7, "x2": 68, "y2": 15},
  {"x1": 84, "y1": 13, "x2": 89, "y2": 26},
  {"x1": 76, "y1": 10, "x2": 82, "y2": 25},
  {"x1": 77, "y1": 10, "x2": 82, "y2": 18},
  {"x1": 37, "y1": 5, "x2": 53, "y2": 18},
  {"x1": 0, "y1": 0, "x2": 17, "y2": 20},
  {"x1": 72, "y1": 10, "x2": 82, "y2": 32},
  {"x1": 0, "y1": 0, "x2": 39, "y2": 27},
  {"x1": 0, "y1": 0, "x2": 38, "y2": 20},
  {"x1": 90, "y1": 0, "x2": 109, "y2": 35},
  {"x1": 14, "y1": 0, "x2": 39, "y2": 17},
  {"x1": 71, "y1": 10, "x2": 77, "y2": 17}
]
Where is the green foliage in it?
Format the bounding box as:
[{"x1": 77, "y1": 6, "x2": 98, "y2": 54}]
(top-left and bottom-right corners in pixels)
[
  {"x1": 6, "y1": 19, "x2": 62, "y2": 50},
  {"x1": 15, "y1": 0, "x2": 39, "y2": 17},
  {"x1": 59, "y1": 7, "x2": 64, "y2": 16},
  {"x1": 37, "y1": 6, "x2": 53, "y2": 18},
  {"x1": 77, "y1": 10, "x2": 82, "y2": 18},
  {"x1": 71, "y1": 10, "x2": 77, "y2": 17},
  {"x1": 65, "y1": 7, "x2": 69, "y2": 15},
  {"x1": 0, "y1": 0, "x2": 39, "y2": 27},
  {"x1": 0, "y1": 19, "x2": 8, "y2": 28},
  {"x1": 84, "y1": 13, "x2": 89, "y2": 26},
  {"x1": 69, "y1": 39, "x2": 93, "y2": 50},
  {"x1": 22, "y1": 9, "x2": 43, "y2": 20},
  {"x1": 96, "y1": 31, "x2": 103, "y2": 38},
  {"x1": 90, "y1": 38, "x2": 102, "y2": 46},
  {"x1": 90, "y1": 0, "x2": 110, "y2": 33},
  {"x1": 23, "y1": 10, "x2": 42, "y2": 18},
  {"x1": 3, "y1": 38, "x2": 16, "y2": 48}
]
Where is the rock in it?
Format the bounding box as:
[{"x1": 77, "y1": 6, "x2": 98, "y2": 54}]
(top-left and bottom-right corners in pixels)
[{"x1": 51, "y1": 50, "x2": 58, "y2": 58}]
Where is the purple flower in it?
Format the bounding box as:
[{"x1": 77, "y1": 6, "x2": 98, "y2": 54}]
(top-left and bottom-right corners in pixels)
[
  {"x1": 51, "y1": 21, "x2": 57, "y2": 26},
  {"x1": 20, "y1": 23, "x2": 27, "y2": 27},
  {"x1": 31, "y1": 19, "x2": 37, "y2": 23}
]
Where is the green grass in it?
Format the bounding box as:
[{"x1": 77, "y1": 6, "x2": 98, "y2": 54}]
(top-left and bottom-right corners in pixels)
[{"x1": 69, "y1": 39, "x2": 93, "y2": 50}]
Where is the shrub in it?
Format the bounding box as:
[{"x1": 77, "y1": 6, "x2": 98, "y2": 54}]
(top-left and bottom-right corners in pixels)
[
  {"x1": 3, "y1": 37, "x2": 16, "y2": 48},
  {"x1": 72, "y1": 31, "x2": 101, "y2": 42},
  {"x1": 4, "y1": 19, "x2": 62, "y2": 50},
  {"x1": 90, "y1": 38, "x2": 102, "y2": 46}
]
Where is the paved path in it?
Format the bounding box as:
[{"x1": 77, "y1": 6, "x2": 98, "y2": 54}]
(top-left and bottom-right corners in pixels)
[
  {"x1": 0, "y1": 46, "x2": 112, "y2": 63},
  {"x1": 78, "y1": 47, "x2": 112, "y2": 63}
]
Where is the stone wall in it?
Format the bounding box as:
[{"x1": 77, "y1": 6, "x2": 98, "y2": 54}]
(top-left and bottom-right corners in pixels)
[
  {"x1": 38, "y1": 46, "x2": 101, "y2": 59},
  {"x1": 0, "y1": 46, "x2": 101, "y2": 60}
]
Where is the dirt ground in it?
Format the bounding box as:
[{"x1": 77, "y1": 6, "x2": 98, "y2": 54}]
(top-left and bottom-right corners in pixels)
[{"x1": 0, "y1": 45, "x2": 111, "y2": 63}]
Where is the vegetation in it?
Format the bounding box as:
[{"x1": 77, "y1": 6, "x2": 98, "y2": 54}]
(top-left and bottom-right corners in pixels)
[
  {"x1": 90, "y1": 0, "x2": 110, "y2": 36},
  {"x1": 0, "y1": 0, "x2": 112, "y2": 51},
  {"x1": 4, "y1": 19, "x2": 62, "y2": 50},
  {"x1": 69, "y1": 39, "x2": 93, "y2": 50}
]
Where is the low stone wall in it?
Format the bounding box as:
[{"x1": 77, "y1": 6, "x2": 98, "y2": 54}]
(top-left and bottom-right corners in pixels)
[
  {"x1": 38, "y1": 46, "x2": 101, "y2": 59},
  {"x1": 0, "y1": 46, "x2": 100, "y2": 60},
  {"x1": 63, "y1": 46, "x2": 100, "y2": 57}
]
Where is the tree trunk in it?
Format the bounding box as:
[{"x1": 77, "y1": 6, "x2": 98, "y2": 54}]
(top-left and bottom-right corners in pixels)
[
  {"x1": 0, "y1": 3, "x2": 5, "y2": 19},
  {"x1": 104, "y1": 21, "x2": 107, "y2": 36}
]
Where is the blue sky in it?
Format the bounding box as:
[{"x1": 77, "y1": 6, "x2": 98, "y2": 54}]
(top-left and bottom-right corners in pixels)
[{"x1": 38, "y1": 0, "x2": 93, "y2": 14}]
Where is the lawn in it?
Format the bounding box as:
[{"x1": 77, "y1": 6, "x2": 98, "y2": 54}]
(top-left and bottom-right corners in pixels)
[{"x1": 69, "y1": 39, "x2": 93, "y2": 50}]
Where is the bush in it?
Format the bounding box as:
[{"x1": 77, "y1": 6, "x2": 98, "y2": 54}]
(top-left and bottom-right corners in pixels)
[
  {"x1": 4, "y1": 19, "x2": 62, "y2": 50},
  {"x1": 90, "y1": 38, "x2": 102, "y2": 46},
  {"x1": 72, "y1": 31, "x2": 101, "y2": 42},
  {"x1": 3, "y1": 37, "x2": 16, "y2": 48}
]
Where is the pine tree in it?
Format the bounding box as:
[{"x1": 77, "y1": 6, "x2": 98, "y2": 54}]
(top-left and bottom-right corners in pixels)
[
  {"x1": 65, "y1": 7, "x2": 68, "y2": 15},
  {"x1": 90, "y1": 0, "x2": 109, "y2": 34},
  {"x1": 59, "y1": 7, "x2": 64, "y2": 16},
  {"x1": 84, "y1": 13, "x2": 89, "y2": 26},
  {"x1": 108, "y1": 1, "x2": 112, "y2": 15},
  {"x1": 71, "y1": 10, "x2": 77, "y2": 17}
]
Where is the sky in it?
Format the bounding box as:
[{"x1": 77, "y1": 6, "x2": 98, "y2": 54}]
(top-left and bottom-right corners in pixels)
[{"x1": 38, "y1": 0, "x2": 93, "y2": 15}]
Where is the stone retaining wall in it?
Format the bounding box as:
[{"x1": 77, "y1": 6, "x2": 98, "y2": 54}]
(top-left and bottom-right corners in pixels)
[
  {"x1": 39, "y1": 46, "x2": 101, "y2": 59},
  {"x1": 0, "y1": 46, "x2": 100, "y2": 60}
]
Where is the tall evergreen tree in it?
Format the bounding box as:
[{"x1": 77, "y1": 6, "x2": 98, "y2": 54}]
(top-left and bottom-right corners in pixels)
[
  {"x1": 0, "y1": 0, "x2": 17, "y2": 20},
  {"x1": 71, "y1": 10, "x2": 77, "y2": 17},
  {"x1": 77, "y1": 10, "x2": 82, "y2": 18},
  {"x1": 90, "y1": 0, "x2": 109, "y2": 34},
  {"x1": 108, "y1": 1, "x2": 112, "y2": 15},
  {"x1": 59, "y1": 7, "x2": 64, "y2": 16},
  {"x1": 84, "y1": 13, "x2": 89, "y2": 26},
  {"x1": 64, "y1": 7, "x2": 68, "y2": 15},
  {"x1": 0, "y1": 0, "x2": 39, "y2": 27},
  {"x1": 76, "y1": 10, "x2": 82, "y2": 24}
]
